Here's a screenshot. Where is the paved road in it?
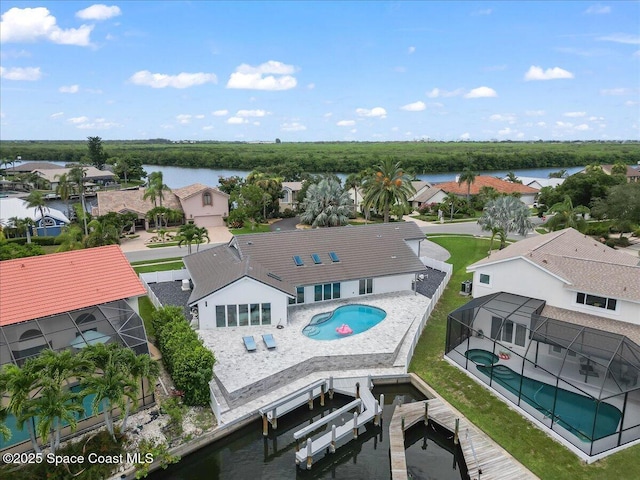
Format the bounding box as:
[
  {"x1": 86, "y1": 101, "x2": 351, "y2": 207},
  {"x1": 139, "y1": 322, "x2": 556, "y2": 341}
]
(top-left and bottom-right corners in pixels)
[
  {"x1": 124, "y1": 243, "x2": 223, "y2": 263},
  {"x1": 420, "y1": 216, "x2": 545, "y2": 242}
]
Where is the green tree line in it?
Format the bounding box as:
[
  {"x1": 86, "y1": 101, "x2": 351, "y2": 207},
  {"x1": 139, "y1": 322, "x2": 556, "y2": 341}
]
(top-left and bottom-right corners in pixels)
[{"x1": 2, "y1": 140, "x2": 639, "y2": 174}]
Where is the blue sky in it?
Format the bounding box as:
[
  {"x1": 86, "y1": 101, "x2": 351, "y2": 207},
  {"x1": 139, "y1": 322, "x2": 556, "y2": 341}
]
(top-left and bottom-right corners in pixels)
[{"x1": 1, "y1": 1, "x2": 638, "y2": 142}]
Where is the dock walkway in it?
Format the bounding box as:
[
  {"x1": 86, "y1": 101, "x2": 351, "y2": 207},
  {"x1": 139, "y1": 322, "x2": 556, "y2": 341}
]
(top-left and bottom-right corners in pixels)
[{"x1": 390, "y1": 399, "x2": 538, "y2": 480}]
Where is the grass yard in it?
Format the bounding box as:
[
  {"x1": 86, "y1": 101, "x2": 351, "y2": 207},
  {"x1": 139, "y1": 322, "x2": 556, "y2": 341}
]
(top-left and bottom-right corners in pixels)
[
  {"x1": 230, "y1": 224, "x2": 272, "y2": 235},
  {"x1": 138, "y1": 296, "x2": 156, "y2": 339},
  {"x1": 133, "y1": 261, "x2": 184, "y2": 274},
  {"x1": 410, "y1": 235, "x2": 640, "y2": 479}
]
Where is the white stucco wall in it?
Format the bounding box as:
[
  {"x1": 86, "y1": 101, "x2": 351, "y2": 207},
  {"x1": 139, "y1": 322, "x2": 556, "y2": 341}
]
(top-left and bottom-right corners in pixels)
[
  {"x1": 196, "y1": 277, "x2": 290, "y2": 329},
  {"x1": 470, "y1": 258, "x2": 640, "y2": 325},
  {"x1": 181, "y1": 190, "x2": 229, "y2": 227}
]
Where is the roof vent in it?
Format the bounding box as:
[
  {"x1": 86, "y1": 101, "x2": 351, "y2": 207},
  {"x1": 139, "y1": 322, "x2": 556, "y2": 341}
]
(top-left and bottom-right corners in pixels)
[{"x1": 247, "y1": 241, "x2": 253, "y2": 245}]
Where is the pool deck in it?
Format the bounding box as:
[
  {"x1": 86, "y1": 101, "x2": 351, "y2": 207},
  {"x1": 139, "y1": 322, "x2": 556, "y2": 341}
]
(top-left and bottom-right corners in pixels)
[{"x1": 198, "y1": 291, "x2": 432, "y2": 414}]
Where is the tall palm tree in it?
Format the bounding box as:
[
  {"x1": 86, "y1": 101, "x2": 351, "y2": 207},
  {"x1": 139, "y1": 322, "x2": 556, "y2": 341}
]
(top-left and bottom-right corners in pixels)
[
  {"x1": 246, "y1": 171, "x2": 282, "y2": 218},
  {"x1": 477, "y1": 196, "x2": 533, "y2": 249},
  {"x1": 69, "y1": 165, "x2": 89, "y2": 236},
  {"x1": 177, "y1": 222, "x2": 199, "y2": 254},
  {"x1": 362, "y1": 158, "x2": 415, "y2": 223},
  {"x1": 300, "y1": 178, "x2": 353, "y2": 227},
  {"x1": 81, "y1": 344, "x2": 136, "y2": 440},
  {"x1": 344, "y1": 172, "x2": 364, "y2": 214},
  {"x1": 25, "y1": 190, "x2": 50, "y2": 236},
  {"x1": 54, "y1": 172, "x2": 73, "y2": 218},
  {"x1": 147, "y1": 171, "x2": 171, "y2": 208},
  {"x1": 458, "y1": 164, "x2": 478, "y2": 203},
  {"x1": 120, "y1": 352, "x2": 159, "y2": 432},
  {"x1": 194, "y1": 226, "x2": 210, "y2": 252},
  {"x1": 545, "y1": 195, "x2": 590, "y2": 232}
]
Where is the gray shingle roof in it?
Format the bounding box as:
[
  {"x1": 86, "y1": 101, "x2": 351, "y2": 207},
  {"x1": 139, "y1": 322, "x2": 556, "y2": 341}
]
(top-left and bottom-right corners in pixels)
[
  {"x1": 184, "y1": 222, "x2": 426, "y2": 303},
  {"x1": 469, "y1": 228, "x2": 640, "y2": 302}
]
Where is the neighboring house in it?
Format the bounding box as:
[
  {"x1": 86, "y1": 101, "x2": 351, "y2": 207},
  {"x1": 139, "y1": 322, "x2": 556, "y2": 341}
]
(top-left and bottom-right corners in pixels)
[
  {"x1": 600, "y1": 164, "x2": 640, "y2": 183},
  {"x1": 502, "y1": 176, "x2": 565, "y2": 190},
  {"x1": 173, "y1": 183, "x2": 229, "y2": 227},
  {"x1": 94, "y1": 188, "x2": 182, "y2": 230},
  {"x1": 5, "y1": 161, "x2": 61, "y2": 174},
  {"x1": 280, "y1": 181, "x2": 303, "y2": 211},
  {"x1": 33, "y1": 166, "x2": 116, "y2": 190},
  {"x1": 183, "y1": 223, "x2": 427, "y2": 329},
  {"x1": 0, "y1": 197, "x2": 70, "y2": 236},
  {"x1": 0, "y1": 246, "x2": 153, "y2": 451},
  {"x1": 436, "y1": 176, "x2": 539, "y2": 206},
  {"x1": 409, "y1": 186, "x2": 447, "y2": 210},
  {"x1": 445, "y1": 228, "x2": 640, "y2": 460}
]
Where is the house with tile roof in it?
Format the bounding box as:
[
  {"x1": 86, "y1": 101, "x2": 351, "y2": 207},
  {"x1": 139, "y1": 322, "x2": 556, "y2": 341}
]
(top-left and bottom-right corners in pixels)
[
  {"x1": 280, "y1": 181, "x2": 303, "y2": 211},
  {"x1": 183, "y1": 222, "x2": 427, "y2": 329},
  {"x1": 436, "y1": 176, "x2": 539, "y2": 206},
  {"x1": 445, "y1": 229, "x2": 640, "y2": 460},
  {"x1": 589, "y1": 164, "x2": 640, "y2": 183},
  {"x1": 0, "y1": 246, "x2": 154, "y2": 450},
  {"x1": 94, "y1": 184, "x2": 228, "y2": 229},
  {"x1": 0, "y1": 197, "x2": 70, "y2": 237},
  {"x1": 33, "y1": 166, "x2": 116, "y2": 190}
]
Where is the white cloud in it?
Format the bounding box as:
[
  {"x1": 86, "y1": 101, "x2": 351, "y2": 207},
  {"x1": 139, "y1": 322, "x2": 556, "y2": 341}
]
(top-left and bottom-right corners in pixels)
[
  {"x1": 323, "y1": 112, "x2": 333, "y2": 118},
  {"x1": 489, "y1": 113, "x2": 516, "y2": 123},
  {"x1": 625, "y1": 100, "x2": 640, "y2": 106},
  {"x1": 212, "y1": 109, "x2": 228, "y2": 116},
  {"x1": 585, "y1": 5, "x2": 611, "y2": 14},
  {"x1": 68, "y1": 116, "x2": 90, "y2": 124},
  {"x1": 356, "y1": 107, "x2": 387, "y2": 118},
  {"x1": 524, "y1": 65, "x2": 574, "y2": 81},
  {"x1": 472, "y1": 9, "x2": 493, "y2": 15},
  {"x1": 59, "y1": 84, "x2": 79, "y2": 93},
  {"x1": 0, "y1": 66, "x2": 41, "y2": 80},
  {"x1": 400, "y1": 101, "x2": 426, "y2": 112},
  {"x1": 634, "y1": 50, "x2": 640, "y2": 57},
  {"x1": 537, "y1": 121, "x2": 547, "y2": 127},
  {"x1": 426, "y1": 87, "x2": 464, "y2": 98},
  {"x1": 597, "y1": 33, "x2": 640, "y2": 45},
  {"x1": 556, "y1": 121, "x2": 573, "y2": 128},
  {"x1": 337, "y1": 120, "x2": 355, "y2": 127},
  {"x1": 227, "y1": 117, "x2": 247, "y2": 124},
  {"x1": 307, "y1": 83, "x2": 315, "y2": 89},
  {"x1": 74, "y1": 117, "x2": 121, "y2": 130},
  {"x1": 176, "y1": 114, "x2": 192, "y2": 124},
  {"x1": 227, "y1": 60, "x2": 297, "y2": 90},
  {"x1": 464, "y1": 86, "x2": 497, "y2": 98},
  {"x1": 0, "y1": 7, "x2": 93, "y2": 46},
  {"x1": 281, "y1": 122, "x2": 307, "y2": 131},
  {"x1": 575, "y1": 124, "x2": 590, "y2": 131},
  {"x1": 563, "y1": 111, "x2": 586, "y2": 117},
  {"x1": 50, "y1": 112, "x2": 64, "y2": 118},
  {"x1": 408, "y1": 46, "x2": 416, "y2": 54},
  {"x1": 498, "y1": 127, "x2": 513, "y2": 135},
  {"x1": 76, "y1": 5, "x2": 122, "y2": 21},
  {"x1": 460, "y1": 132, "x2": 471, "y2": 140},
  {"x1": 525, "y1": 110, "x2": 545, "y2": 116},
  {"x1": 600, "y1": 87, "x2": 633, "y2": 95},
  {"x1": 129, "y1": 70, "x2": 217, "y2": 88},
  {"x1": 236, "y1": 109, "x2": 268, "y2": 117}
]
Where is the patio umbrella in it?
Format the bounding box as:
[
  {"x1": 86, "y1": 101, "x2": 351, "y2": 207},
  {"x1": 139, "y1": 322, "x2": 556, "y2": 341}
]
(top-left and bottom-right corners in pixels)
[{"x1": 69, "y1": 330, "x2": 111, "y2": 349}]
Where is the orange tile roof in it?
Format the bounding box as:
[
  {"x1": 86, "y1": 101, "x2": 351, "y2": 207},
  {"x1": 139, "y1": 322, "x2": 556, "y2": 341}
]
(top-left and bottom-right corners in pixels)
[
  {"x1": 436, "y1": 176, "x2": 538, "y2": 195},
  {"x1": 0, "y1": 245, "x2": 146, "y2": 326}
]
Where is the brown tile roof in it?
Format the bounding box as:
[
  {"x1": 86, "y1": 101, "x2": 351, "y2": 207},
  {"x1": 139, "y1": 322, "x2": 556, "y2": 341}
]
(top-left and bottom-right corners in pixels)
[
  {"x1": 282, "y1": 181, "x2": 303, "y2": 192},
  {"x1": 469, "y1": 228, "x2": 640, "y2": 302},
  {"x1": 95, "y1": 188, "x2": 182, "y2": 216},
  {"x1": 436, "y1": 176, "x2": 538, "y2": 195},
  {"x1": 0, "y1": 245, "x2": 146, "y2": 326},
  {"x1": 35, "y1": 167, "x2": 115, "y2": 183},
  {"x1": 172, "y1": 183, "x2": 229, "y2": 200},
  {"x1": 184, "y1": 222, "x2": 426, "y2": 302},
  {"x1": 601, "y1": 165, "x2": 640, "y2": 178},
  {"x1": 7, "y1": 162, "x2": 61, "y2": 172}
]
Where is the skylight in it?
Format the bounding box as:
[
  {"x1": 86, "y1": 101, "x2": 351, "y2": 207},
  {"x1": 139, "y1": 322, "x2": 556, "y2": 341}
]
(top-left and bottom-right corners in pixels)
[
  {"x1": 329, "y1": 252, "x2": 340, "y2": 262},
  {"x1": 293, "y1": 255, "x2": 304, "y2": 266},
  {"x1": 311, "y1": 253, "x2": 322, "y2": 264}
]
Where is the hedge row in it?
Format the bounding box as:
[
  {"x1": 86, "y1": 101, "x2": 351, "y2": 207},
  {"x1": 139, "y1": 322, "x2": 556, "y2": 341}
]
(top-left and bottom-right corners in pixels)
[
  {"x1": 151, "y1": 306, "x2": 215, "y2": 406},
  {"x1": 5, "y1": 236, "x2": 59, "y2": 246}
]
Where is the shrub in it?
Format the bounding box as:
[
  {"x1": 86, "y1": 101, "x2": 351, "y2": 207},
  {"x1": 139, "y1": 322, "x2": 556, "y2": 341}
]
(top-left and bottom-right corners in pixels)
[
  {"x1": 151, "y1": 306, "x2": 215, "y2": 406},
  {"x1": 584, "y1": 222, "x2": 611, "y2": 237},
  {"x1": 605, "y1": 239, "x2": 617, "y2": 248},
  {"x1": 281, "y1": 208, "x2": 296, "y2": 218},
  {"x1": 615, "y1": 236, "x2": 630, "y2": 247}
]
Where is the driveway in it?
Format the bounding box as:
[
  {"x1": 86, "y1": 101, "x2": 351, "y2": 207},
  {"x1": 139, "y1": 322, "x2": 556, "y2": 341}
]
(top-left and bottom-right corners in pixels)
[{"x1": 270, "y1": 216, "x2": 301, "y2": 231}]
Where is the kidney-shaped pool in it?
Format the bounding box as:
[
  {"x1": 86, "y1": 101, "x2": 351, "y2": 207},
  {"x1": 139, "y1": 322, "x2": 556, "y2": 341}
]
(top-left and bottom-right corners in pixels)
[{"x1": 302, "y1": 304, "x2": 387, "y2": 340}]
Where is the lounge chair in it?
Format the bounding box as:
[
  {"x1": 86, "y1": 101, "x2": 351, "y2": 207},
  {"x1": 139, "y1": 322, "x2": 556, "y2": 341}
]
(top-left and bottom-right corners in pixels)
[
  {"x1": 262, "y1": 333, "x2": 277, "y2": 350},
  {"x1": 243, "y1": 336, "x2": 257, "y2": 352}
]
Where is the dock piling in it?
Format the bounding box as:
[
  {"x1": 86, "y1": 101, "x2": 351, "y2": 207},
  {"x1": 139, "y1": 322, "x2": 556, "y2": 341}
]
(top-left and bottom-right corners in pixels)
[
  {"x1": 330, "y1": 425, "x2": 336, "y2": 453},
  {"x1": 262, "y1": 413, "x2": 269, "y2": 437},
  {"x1": 424, "y1": 401, "x2": 429, "y2": 426},
  {"x1": 353, "y1": 411, "x2": 359, "y2": 439},
  {"x1": 454, "y1": 418, "x2": 459, "y2": 445},
  {"x1": 306, "y1": 438, "x2": 313, "y2": 469},
  {"x1": 320, "y1": 383, "x2": 325, "y2": 407},
  {"x1": 308, "y1": 391, "x2": 314, "y2": 410}
]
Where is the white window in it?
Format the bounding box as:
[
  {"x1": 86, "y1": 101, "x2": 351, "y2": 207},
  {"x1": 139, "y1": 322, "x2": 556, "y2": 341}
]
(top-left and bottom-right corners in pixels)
[
  {"x1": 479, "y1": 273, "x2": 490, "y2": 285},
  {"x1": 359, "y1": 278, "x2": 373, "y2": 295},
  {"x1": 203, "y1": 191, "x2": 212, "y2": 206}
]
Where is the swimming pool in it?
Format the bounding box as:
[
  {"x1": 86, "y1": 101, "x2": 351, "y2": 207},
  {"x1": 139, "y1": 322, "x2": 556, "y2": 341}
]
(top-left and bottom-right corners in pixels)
[
  {"x1": 302, "y1": 304, "x2": 387, "y2": 340},
  {"x1": 475, "y1": 362, "x2": 622, "y2": 441}
]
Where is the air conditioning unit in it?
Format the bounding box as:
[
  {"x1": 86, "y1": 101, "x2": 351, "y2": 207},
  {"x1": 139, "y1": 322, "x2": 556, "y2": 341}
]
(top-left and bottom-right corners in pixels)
[{"x1": 460, "y1": 280, "x2": 472, "y2": 295}]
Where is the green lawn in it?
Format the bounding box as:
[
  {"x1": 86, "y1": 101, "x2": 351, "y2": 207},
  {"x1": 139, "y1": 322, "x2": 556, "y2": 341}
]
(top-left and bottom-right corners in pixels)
[
  {"x1": 133, "y1": 261, "x2": 184, "y2": 274},
  {"x1": 138, "y1": 296, "x2": 156, "y2": 339},
  {"x1": 230, "y1": 224, "x2": 272, "y2": 235},
  {"x1": 130, "y1": 257, "x2": 183, "y2": 266},
  {"x1": 410, "y1": 236, "x2": 640, "y2": 479}
]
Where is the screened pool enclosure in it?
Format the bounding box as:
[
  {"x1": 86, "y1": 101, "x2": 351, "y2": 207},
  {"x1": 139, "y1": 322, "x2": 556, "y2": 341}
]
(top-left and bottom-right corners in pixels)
[{"x1": 445, "y1": 292, "x2": 640, "y2": 458}]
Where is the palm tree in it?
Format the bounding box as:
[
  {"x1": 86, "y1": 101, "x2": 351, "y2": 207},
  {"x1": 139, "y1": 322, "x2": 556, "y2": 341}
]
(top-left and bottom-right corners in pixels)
[
  {"x1": 300, "y1": 178, "x2": 353, "y2": 227},
  {"x1": 85, "y1": 218, "x2": 120, "y2": 247},
  {"x1": 147, "y1": 171, "x2": 171, "y2": 208},
  {"x1": 362, "y1": 158, "x2": 416, "y2": 223},
  {"x1": 442, "y1": 192, "x2": 464, "y2": 221},
  {"x1": 505, "y1": 171, "x2": 522, "y2": 184},
  {"x1": 56, "y1": 224, "x2": 84, "y2": 252},
  {"x1": 120, "y1": 352, "x2": 159, "y2": 432},
  {"x1": 69, "y1": 165, "x2": 89, "y2": 236},
  {"x1": 80, "y1": 343, "x2": 136, "y2": 440},
  {"x1": 458, "y1": 164, "x2": 478, "y2": 203},
  {"x1": 194, "y1": 226, "x2": 210, "y2": 252},
  {"x1": 545, "y1": 195, "x2": 590, "y2": 232},
  {"x1": 177, "y1": 221, "x2": 200, "y2": 254},
  {"x1": 54, "y1": 172, "x2": 73, "y2": 218},
  {"x1": 344, "y1": 172, "x2": 364, "y2": 214},
  {"x1": 0, "y1": 362, "x2": 42, "y2": 452},
  {"x1": 25, "y1": 190, "x2": 50, "y2": 236},
  {"x1": 477, "y1": 196, "x2": 533, "y2": 249},
  {"x1": 246, "y1": 171, "x2": 283, "y2": 219}
]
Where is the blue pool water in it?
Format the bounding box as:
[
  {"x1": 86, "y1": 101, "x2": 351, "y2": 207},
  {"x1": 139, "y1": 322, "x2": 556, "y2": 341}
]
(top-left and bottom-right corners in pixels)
[
  {"x1": 475, "y1": 362, "x2": 621, "y2": 441},
  {"x1": 302, "y1": 304, "x2": 387, "y2": 340}
]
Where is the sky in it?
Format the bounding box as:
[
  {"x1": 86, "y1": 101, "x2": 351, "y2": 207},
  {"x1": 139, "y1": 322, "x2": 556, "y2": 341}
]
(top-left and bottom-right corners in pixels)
[{"x1": 0, "y1": 1, "x2": 638, "y2": 142}]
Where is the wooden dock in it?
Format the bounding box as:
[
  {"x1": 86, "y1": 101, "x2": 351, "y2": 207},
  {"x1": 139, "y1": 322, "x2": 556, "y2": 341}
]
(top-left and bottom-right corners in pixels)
[{"x1": 390, "y1": 399, "x2": 538, "y2": 480}]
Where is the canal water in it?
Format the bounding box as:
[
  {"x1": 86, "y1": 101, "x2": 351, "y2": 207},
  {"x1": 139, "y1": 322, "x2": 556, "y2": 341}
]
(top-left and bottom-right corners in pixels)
[{"x1": 150, "y1": 384, "x2": 468, "y2": 480}]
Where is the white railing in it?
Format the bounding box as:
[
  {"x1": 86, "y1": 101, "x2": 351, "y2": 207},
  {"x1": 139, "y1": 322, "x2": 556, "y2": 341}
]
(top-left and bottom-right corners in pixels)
[
  {"x1": 140, "y1": 269, "x2": 190, "y2": 284},
  {"x1": 405, "y1": 260, "x2": 453, "y2": 372}
]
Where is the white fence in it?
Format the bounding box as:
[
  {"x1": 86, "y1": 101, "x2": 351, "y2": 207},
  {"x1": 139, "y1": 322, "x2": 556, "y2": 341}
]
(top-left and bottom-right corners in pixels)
[
  {"x1": 139, "y1": 269, "x2": 190, "y2": 309},
  {"x1": 404, "y1": 258, "x2": 453, "y2": 372}
]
